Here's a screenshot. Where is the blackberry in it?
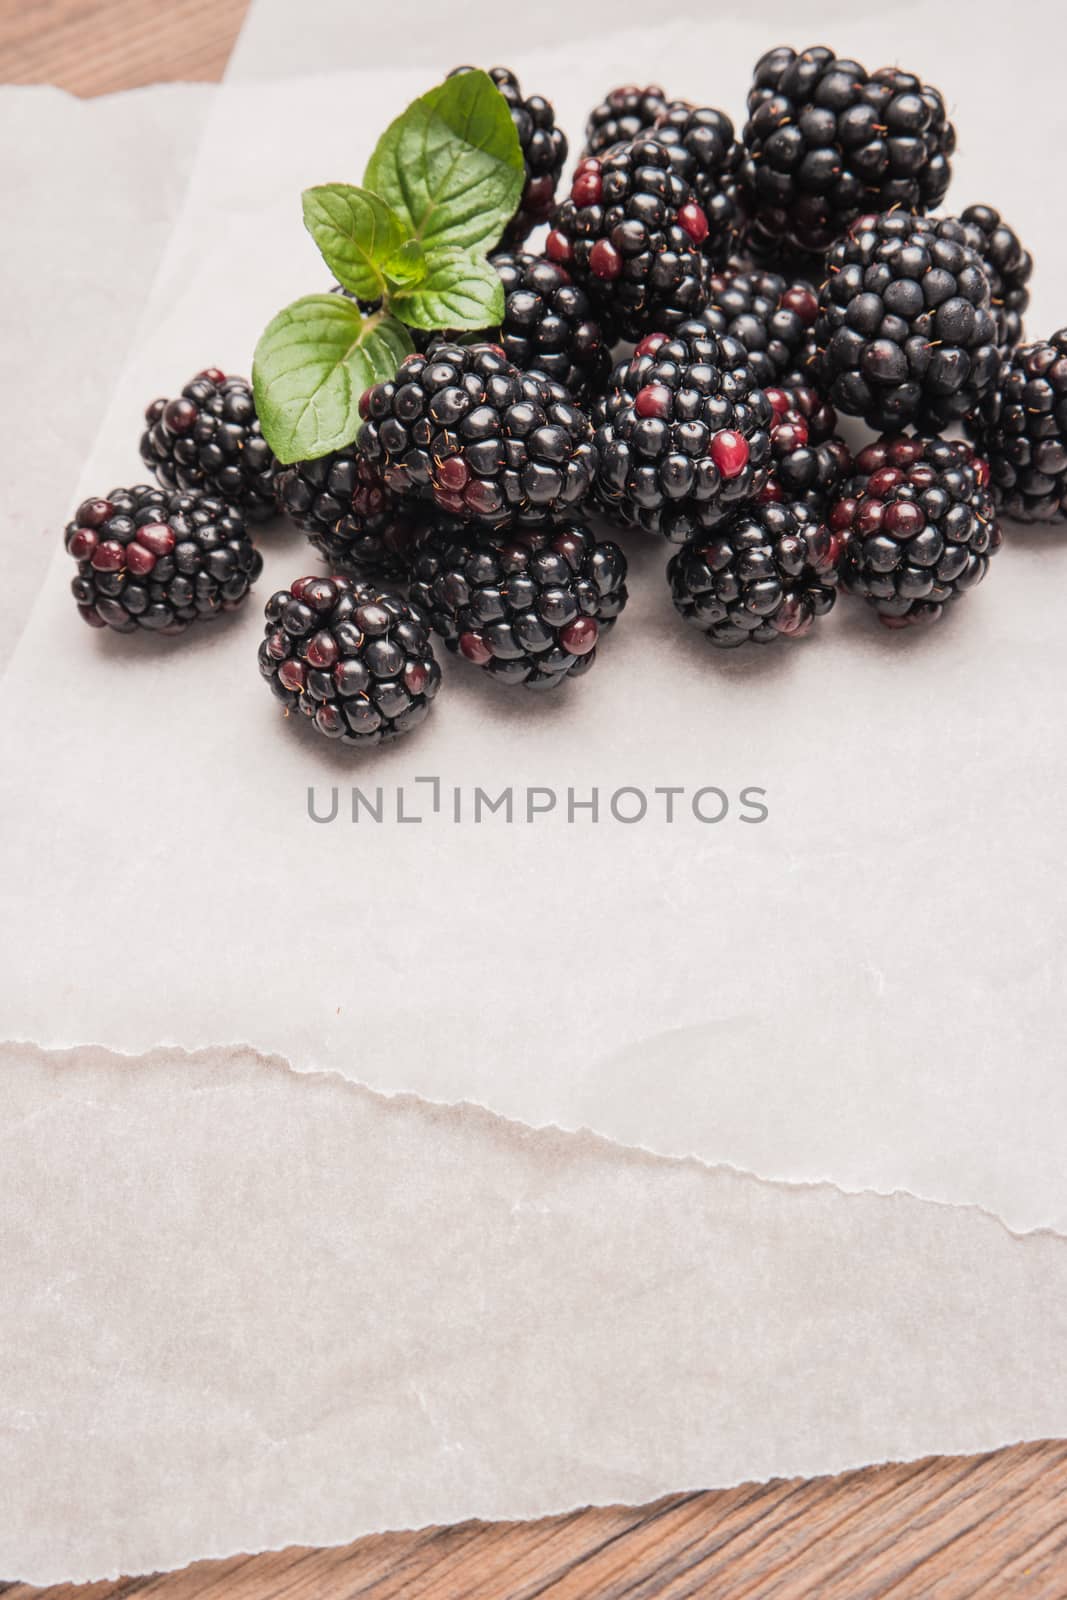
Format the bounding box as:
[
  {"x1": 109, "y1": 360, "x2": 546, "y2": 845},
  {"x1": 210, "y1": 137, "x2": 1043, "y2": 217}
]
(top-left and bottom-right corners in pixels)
[
  {"x1": 815, "y1": 211, "x2": 999, "y2": 432},
  {"x1": 645, "y1": 102, "x2": 747, "y2": 266},
  {"x1": 410, "y1": 519, "x2": 627, "y2": 690},
  {"x1": 668, "y1": 499, "x2": 840, "y2": 647},
  {"x1": 359, "y1": 343, "x2": 597, "y2": 528},
  {"x1": 65, "y1": 486, "x2": 262, "y2": 635},
  {"x1": 830, "y1": 434, "x2": 1001, "y2": 627},
  {"x1": 450, "y1": 66, "x2": 566, "y2": 245},
  {"x1": 486, "y1": 252, "x2": 614, "y2": 403},
  {"x1": 762, "y1": 384, "x2": 851, "y2": 512},
  {"x1": 959, "y1": 204, "x2": 1033, "y2": 353},
  {"x1": 741, "y1": 46, "x2": 955, "y2": 257},
  {"x1": 274, "y1": 447, "x2": 421, "y2": 581},
  {"x1": 592, "y1": 323, "x2": 774, "y2": 544},
  {"x1": 583, "y1": 83, "x2": 670, "y2": 158},
  {"x1": 259, "y1": 576, "x2": 441, "y2": 745},
  {"x1": 974, "y1": 330, "x2": 1067, "y2": 523},
  {"x1": 704, "y1": 269, "x2": 820, "y2": 389},
  {"x1": 546, "y1": 138, "x2": 710, "y2": 341},
  {"x1": 140, "y1": 369, "x2": 277, "y2": 522}
]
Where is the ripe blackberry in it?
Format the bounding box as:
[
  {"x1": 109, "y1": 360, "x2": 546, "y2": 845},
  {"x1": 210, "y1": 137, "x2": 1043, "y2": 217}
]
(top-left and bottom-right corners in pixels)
[
  {"x1": 65, "y1": 486, "x2": 262, "y2": 635},
  {"x1": 140, "y1": 369, "x2": 277, "y2": 521},
  {"x1": 546, "y1": 138, "x2": 710, "y2": 341},
  {"x1": 959, "y1": 204, "x2": 1033, "y2": 353},
  {"x1": 815, "y1": 211, "x2": 999, "y2": 431},
  {"x1": 583, "y1": 84, "x2": 670, "y2": 158},
  {"x1": 762, "y1": 384, "x2": 851, "y2": 512},
  {"x1": 974, "y1": 330, "x2": 1067, "y2": 523},
  {"x1": 359, "y1": 343, "x2": 597, "y2": 529},
  {"x1": 646, "y1": 102, "x2": 747, "y2": 266},
  {"x1": 704, "y1": 269, "x2": 820, "y2": 388},
  {"x1": 274, "y1": 448, "x2": 421, "y2": 581},
  {"x1": 741, "y1": 46, "x2": 955, "y2": 257},
  {"x1": 259, "y1": 576, "x2": 441, "y2": 745},
  {"x1": 450, "y1": 66, "x2": 566, "y2": 245},
  {"x1": 593, "y1": 323, "x2": 774, "y2": 544},
  {"x1": 830, "y1": 434, "x2": 1001, "y2": 627},
  {"x1": 410, "y1": 519, "x2": 627, "y2": 690},
  {"x1": 487, "y1": 252, "x2": 614, "y2": 403},
  {"x1": 668, "y1": 499, "x2": 840, "y2": 647}
]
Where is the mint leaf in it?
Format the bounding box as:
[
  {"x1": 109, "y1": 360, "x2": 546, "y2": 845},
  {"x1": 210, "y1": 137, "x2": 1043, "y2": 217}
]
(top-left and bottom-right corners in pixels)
[
  {"x1": 392, "y1": 249, "x2": 504, "y2": 331},
  {"x1": 364, "y1": 70, "x2": 524, "y2": 255},
  {"x1": 382, "y1": 239, "x2": 427, "y2": 293},
  {"x1": 301, "y1": 184, "x2": 407, "y2": 301},
  {"x1": 253, "y1": 294, "x2": 413, "y2": 464}
]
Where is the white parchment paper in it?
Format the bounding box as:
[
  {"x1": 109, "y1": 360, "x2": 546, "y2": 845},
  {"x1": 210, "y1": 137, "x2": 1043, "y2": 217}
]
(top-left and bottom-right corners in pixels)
[
  {"x1": 3, "y1": 11, "x2": 1067, "y2": 1235},
  {"x1": 3, "y1": 1041, "x2": 1065, "y2": 1588}
]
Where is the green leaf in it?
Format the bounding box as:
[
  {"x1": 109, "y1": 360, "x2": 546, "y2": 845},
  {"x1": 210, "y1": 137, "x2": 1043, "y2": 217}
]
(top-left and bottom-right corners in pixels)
[
  {"x1": 301, "y1": 184, "x2": 408, "y2": 301},
  {"x1": 392, "y1": 249, "x2": 504, "y2": 331},
  {"x1": 382, "y1": 239, "x2": 427, "y2": 294},
  {"x1": 364, "y1": 69, "x2": 524, "y2": 255},
  {"x1": 252, "y1": 294, "x2": 413, "y2": 464}
]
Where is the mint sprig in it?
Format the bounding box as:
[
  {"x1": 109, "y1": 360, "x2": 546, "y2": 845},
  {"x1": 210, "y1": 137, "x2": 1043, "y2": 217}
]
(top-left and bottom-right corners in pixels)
[{"x1": 254, "y1": 70, "x2": 523, "y2": 465}]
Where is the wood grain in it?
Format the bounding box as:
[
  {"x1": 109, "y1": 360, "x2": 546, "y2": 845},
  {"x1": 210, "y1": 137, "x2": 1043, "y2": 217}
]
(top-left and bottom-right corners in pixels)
[{"x1": 4, "y1": 4, "x2": 1067, "y2": 1595}]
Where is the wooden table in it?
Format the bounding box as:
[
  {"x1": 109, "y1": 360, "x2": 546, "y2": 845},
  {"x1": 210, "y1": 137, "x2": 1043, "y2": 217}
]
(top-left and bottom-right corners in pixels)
[{"x1": 4, "y1": 5, "x2": 1067, "y2": 1593}]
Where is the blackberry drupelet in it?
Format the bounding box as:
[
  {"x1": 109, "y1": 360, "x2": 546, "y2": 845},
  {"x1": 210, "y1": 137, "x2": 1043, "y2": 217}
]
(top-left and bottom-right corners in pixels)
[
  {"x1": 974, "y1": 330, "x2": 1067, "y2": 523},
  {"x1": 140, "y1": 369, "x2": 277, "y2": 521},
  {"x1": 646, "y1": 102, "x2": 747, "y2": 266},
  {"x1": 704, "y1": 269, "x2": 820, "y2": 388},
  {"x1": 259, "y1": 576, "x2": 441, "y2": 745},
  {"x1": 358, "y1": 342, "x2": 597, "y2": 528},
  {"x1": 815, "y1": 211, "x2": 999, "y2": 431},
  {"x1": 65, "y1": 486, "x2": 262, "y2": 635},
  {"x1": 741, "y1": 46, "x2": 955, "y2": 257},
  {"x1": 409, "y1": 519, "x2": 628, "y2": 690},
  {"x1": 274, "y1": 448, "x2": 421, "y2": 581},
  {"x1": 831, "y1": 434, "x2": 1001, "y2": 627},
  {"x1": 486, "y1": 252, "x2": 614, "y2": 403},
  {"x1": 592, "y1": 323, "x2": 774, "y2": 544},
  {"x1": 959, "y1": 204, "x2": 1033, "y2": 353},
  {"x1": 546, "y1": 138, "x2": 710, "y2": 341},
  {"x1": 762, "y1": 384, "x2": 851, "y2": 512},
  {"x1": 450, "y1": 66, "x2": 567, "y2": 245},
  {"x1": 583, "y1": 84, "x2": 670, "y2": 158},
  {"x1": 668, "y1": 498, "x2": 840, "y2": 646}
]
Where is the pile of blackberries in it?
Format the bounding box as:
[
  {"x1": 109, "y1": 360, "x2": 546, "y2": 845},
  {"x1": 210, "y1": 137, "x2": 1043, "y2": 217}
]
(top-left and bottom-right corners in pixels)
[{"x1": 65, "y1": 48, "x2": 1065, "y2": 754}]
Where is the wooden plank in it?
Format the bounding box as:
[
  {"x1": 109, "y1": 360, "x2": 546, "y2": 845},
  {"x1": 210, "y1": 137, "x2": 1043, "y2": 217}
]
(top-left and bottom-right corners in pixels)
[{"x1": 3, "y1": 3, "x2": 1066, "y2": 1593}]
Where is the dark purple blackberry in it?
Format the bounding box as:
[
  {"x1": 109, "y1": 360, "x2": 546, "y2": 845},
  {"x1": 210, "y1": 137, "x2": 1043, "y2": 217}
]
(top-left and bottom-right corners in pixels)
[
  {"x1": 741, "y1": 46, "x2": 955, "y2": 257},
  {"x1": 815, "y1": 211, "x2": 999, "y2": 432},
  {"x1": 974, "y1": 331, "x2": 1067, "y2": 523},
  {"x1": 592, "y1": 324, "x2": 774, "y2": 544},
  {"x1": 668, "y1": 499, "x2": 840, "y2": 647},
  {"x1": 450, "y1": 66, "x2": 567, "y2": 245},
  {"x1": 140, "y1": 369, "x2": 277, "y2": 522},
  {"x1": 274, "y1": 447, "x2": 421, "y2": 582},
  {"x1": 704, "y1": 269, "x2": 820, "y2": 389},
  {"x1": 486, "y1": 252, "x2": 614, "y2": 403},
  {"x1": 65, "y1": 486, "x2": 262, "y2": 635},
  {"x1": 258, "y1": 575, "x2": 441, "y2": 745},
  {"x1": 762, "y1": 384, "x2": 851, "y2": 513},
  {"x1": 959, "y1": 204, "x2": 1033, "y2": 354},
  {"x1": 359, "y1": 343, "x2": 597, "y2": 529},
  {"x1": 646, "y1": 102, "x2": 747, "y2": 266},
  {"x1": 830, "y1": 434, "x2": 1001, "y2": 627},
  {"x1": 583, "y1": 84, "x2": 670, "y2": 158},
  {"x1": 546, "y1": 139, "x2": 710, "y2": 341},
  {"x1": 409, "y1": 519, "x2": 627, "y2": 690}
]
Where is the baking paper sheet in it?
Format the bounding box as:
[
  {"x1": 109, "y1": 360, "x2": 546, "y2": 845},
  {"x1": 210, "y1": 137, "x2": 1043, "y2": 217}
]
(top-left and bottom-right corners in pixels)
[
  {"x1": 4, "y1": 9, "x2": 1067, "y2": 1237},
  {"x1": 3, "y1": 1041, "x2": 1066, "y2": 1588}
]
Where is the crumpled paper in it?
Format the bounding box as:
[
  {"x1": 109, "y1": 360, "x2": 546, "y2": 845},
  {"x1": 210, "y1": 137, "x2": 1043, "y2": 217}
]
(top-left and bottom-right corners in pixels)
[{"x1": 3, "y1": 1040, "x2": 1066, "y2": 1588}]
